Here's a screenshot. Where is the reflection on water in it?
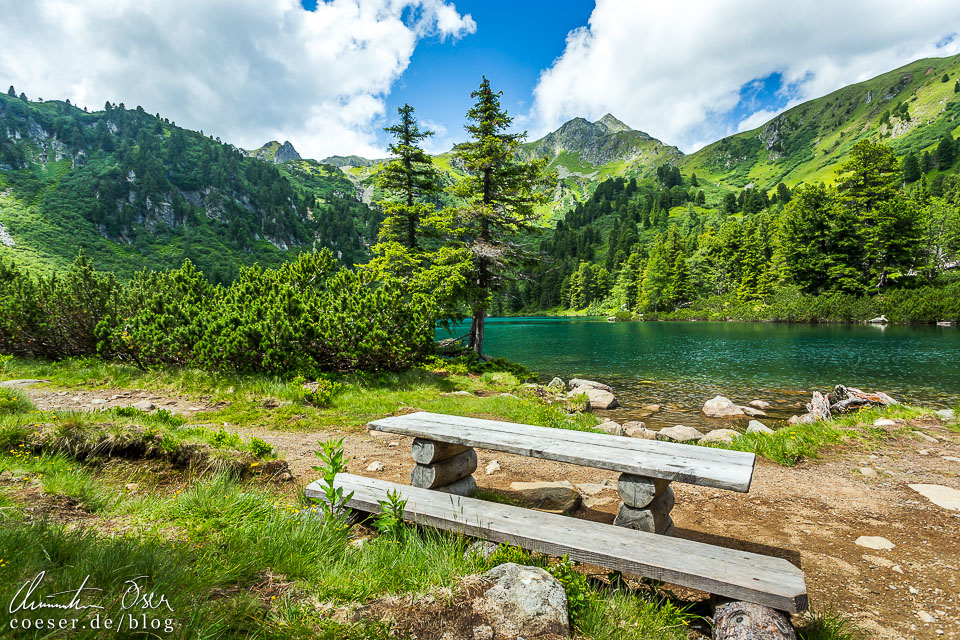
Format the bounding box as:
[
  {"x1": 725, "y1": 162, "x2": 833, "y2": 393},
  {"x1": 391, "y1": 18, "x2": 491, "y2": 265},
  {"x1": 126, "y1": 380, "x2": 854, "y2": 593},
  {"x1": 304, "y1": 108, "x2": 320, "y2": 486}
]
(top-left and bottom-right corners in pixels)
[{"x1": 438, "y1": 318, "x2": 960, "y2": 430}]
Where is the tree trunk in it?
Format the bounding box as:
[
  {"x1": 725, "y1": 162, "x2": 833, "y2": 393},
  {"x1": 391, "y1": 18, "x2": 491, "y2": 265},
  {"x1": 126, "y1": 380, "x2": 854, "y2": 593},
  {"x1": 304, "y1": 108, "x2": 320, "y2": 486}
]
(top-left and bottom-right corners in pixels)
[
  {"x1": 713, "y1": 601, "x2": 797, "y2": 640},
  {"x1": 467, "y1": 309, "x2": 485, "y2": 357}
]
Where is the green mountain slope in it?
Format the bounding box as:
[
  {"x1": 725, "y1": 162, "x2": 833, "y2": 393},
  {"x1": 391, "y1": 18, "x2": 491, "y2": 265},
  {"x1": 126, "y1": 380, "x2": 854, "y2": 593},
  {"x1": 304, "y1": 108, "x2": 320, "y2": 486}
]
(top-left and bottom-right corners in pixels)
[
  {"x1": 0, "y1": 94, "x2": 377, "y2": 278},
  {"x1": 683, "y1": 54, "x2": 960, "y2": 189}
]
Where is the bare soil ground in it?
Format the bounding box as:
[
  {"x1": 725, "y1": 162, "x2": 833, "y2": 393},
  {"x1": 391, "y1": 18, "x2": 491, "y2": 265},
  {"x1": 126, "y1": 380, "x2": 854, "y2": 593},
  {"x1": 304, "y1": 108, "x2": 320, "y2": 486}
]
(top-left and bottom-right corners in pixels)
[{"x1": 25, "y1": 388, "x2": 960, "y2": 640}]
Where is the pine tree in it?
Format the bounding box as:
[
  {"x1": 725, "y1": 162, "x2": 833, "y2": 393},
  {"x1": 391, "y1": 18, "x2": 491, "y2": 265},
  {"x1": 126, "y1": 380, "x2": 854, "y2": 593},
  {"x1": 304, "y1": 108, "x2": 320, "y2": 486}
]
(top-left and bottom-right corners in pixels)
[
  {"x1": 639, "y1": 236, "x2": 672, "y2": 312},
  {"x1": 902, "y1": 152, "x2": 921, "y2": 183},
  {"x1": 780, "y1": 184, "x2": 836, "y2": 294},
  {"x1": 955, "y1": 79, "x2": 960, "y2": 93},
  {"x1": 921, "y1": 151, "x2": 933, "y2": 173},
  {"x1": 376, "y1": 104, "x2": 439, "y2": 248},
  {"x1": 690, "y1": 172, "x2": 699, "y2": 187},
  {"x1": 936, "y1": 134, "x2": 955, "y2": 169},
  {"x1": 667, "y1": 253, "x2": 693, "y2": 307},
  {"x1": 6, "y1": 86, "x2": 14, "y2": 97},
  {"x1": 451, "y1": 77, "x2": 550, "y2": 356},
  {"x1": 942, "y1": 73, "x2": 950, "y2": 83}
]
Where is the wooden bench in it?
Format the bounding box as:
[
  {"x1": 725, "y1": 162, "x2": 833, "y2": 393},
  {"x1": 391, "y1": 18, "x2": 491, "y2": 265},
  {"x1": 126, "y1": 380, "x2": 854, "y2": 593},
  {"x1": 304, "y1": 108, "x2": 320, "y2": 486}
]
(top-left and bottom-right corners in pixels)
[
  {"x1": 368, "y1": 411, "x2": 756, "y2": 535},
  {"x1": 305, "y1": 473, "x2": 808, "y2": 614}
]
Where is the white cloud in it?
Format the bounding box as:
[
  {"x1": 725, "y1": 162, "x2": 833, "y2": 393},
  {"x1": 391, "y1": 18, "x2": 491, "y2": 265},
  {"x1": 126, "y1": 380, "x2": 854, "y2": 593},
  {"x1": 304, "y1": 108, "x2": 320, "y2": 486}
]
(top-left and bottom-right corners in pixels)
[
  {"x1": 0, "y1": 0, "x2": 475, "y2": 158},
  {"x1": 530, "y1": 0, "x2": 960, "y2": 152}
]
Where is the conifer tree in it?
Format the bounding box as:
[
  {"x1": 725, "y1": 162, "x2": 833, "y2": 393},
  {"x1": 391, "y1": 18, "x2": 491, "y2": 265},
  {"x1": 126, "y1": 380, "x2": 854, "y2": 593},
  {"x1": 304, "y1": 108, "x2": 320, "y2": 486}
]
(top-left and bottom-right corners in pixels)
[
  {"x1": 902, "y1": 152, "x2": 921, "y2": 183},
  {"x1": 955, "y1": 79, "x2": 960, "y2": 93},
  {"x1": 639, "y1": 236, "x2": 672, "y2": 312},
  {"x1": 377, "y1": 104, "x2": 439, "y2": 248},
  {"x1": 451, "y1": 77, "x2": 551, "y2": 356},
  {"x1": 6, "y1": 86, "x2": 14, "y2": 97},
  {"x1": 667, "y1": 253, "x2": 693, "y2": 307},
  {"x1": 936, "y1": 134, "x2": 954, "y2": 169}
]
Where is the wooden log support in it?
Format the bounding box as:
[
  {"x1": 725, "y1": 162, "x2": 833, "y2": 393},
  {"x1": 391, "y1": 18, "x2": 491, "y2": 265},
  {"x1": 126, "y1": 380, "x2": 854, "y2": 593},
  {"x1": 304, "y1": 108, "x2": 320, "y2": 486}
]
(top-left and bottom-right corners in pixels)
[
  {"x1": 618, "y1": 473, "x2": 670, "y2": 508},
  {"x1": 411, "y1": 438, "x2": 471, "y2": 465},
  {"x1": 713, "y1": 600, "x2": 797, "y2": 640},
  {"x1": 614, "y1": 486, "x2": 675, "y2": 533},
  {"x1": 434, "y1": 474, "x2": 477, "y2": 497},
  {"x1": 410, "y1": 448, "x2": 477, "y2": 489}
]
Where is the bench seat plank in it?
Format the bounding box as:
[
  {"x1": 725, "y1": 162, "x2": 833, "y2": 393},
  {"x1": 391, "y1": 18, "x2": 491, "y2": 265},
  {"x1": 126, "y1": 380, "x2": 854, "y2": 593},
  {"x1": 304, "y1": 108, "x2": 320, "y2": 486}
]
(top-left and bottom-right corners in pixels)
[
  {"x1": 368, "y1": 412, "x2": 755, "y2": 492},
  {"x1": 306, "y1": 474, "x2": 807, "y2": 613}
]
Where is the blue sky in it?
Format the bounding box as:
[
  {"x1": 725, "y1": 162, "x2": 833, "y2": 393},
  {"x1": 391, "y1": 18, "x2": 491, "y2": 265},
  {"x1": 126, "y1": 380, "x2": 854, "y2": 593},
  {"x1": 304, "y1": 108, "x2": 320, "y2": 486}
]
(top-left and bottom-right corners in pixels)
[{"x1": 2, "y1": 0, "x2": 959, "y2": 158}]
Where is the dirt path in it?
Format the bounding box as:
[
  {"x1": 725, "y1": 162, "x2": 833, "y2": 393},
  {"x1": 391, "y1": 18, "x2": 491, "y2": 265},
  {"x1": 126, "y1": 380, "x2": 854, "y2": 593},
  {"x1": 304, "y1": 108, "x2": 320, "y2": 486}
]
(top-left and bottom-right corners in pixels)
[{"x1": 21, "y1": 386, "x2": 960, "y2": 639}]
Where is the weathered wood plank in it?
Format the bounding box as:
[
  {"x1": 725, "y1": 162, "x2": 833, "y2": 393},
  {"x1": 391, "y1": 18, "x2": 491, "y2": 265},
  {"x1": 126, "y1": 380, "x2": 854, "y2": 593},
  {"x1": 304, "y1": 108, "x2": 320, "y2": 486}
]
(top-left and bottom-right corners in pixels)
[
  {"x1": 369, "y1": 412, "x2": 755, "y2": 492},
  {"x1": 305, "y1": 474, "x2": 808, "y2": 613}
]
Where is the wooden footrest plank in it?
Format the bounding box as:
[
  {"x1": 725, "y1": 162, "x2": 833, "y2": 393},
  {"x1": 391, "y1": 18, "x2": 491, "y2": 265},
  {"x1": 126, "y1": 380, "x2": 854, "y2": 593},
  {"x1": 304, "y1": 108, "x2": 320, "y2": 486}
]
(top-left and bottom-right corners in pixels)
[{"x1": 305, "y1": 474, "x2": 807, "y2": 613}]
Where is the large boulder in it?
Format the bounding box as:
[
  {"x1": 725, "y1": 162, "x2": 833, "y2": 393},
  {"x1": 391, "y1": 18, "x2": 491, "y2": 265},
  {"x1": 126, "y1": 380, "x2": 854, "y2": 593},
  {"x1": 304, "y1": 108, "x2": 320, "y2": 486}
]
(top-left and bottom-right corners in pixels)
[
  {"x1": 509, "y1": 481, "x2": 581, "y2": 513},
  {"x1": 568, "y1": 386, "x2": 618, "y2": 410},
  {"x1": 474, "y1": 563, "x2": 569, "y2": 639},
  {"x1": 568, "y1": 378, "x2": 612, "y2": 392},
  {"x1": 657, "y1": 425, "x2": 704, "y2": 443},
  {"x1": 935, "y1": 408, "x2": 956, "y2": 422},
  {"x1": 700, "y1": 428, "x2": 740, "y2": 445},
  {"x1": 702, "y1": 396, "x2": 745, "y2": 418}
]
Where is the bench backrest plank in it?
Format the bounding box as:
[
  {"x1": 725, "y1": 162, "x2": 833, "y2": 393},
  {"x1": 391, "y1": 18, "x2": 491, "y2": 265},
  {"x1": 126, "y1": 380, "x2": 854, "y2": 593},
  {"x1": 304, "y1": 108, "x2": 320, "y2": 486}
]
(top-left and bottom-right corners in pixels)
[
  {"x1": 368, "y1": 412, "x2": 755, "y2": 492},
  {"x1": 307, "y1": 473, "x2": 807, "y2": 613}
]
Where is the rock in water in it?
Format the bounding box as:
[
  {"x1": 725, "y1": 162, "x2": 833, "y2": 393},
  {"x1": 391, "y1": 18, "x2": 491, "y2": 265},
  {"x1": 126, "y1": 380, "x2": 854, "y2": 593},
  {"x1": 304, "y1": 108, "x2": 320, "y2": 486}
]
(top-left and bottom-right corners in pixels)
[
  {"x1": 908, "y1": 484, "x2": 960, "y2": 511},
  {"x1": 474, "y1": 563, "x2": 569, "y2": 639},
  {"x1": 568, "y1": 386, "x2": 618, "y2": 410},
  {"x1": 748, "y1": 400, "x2": 772, "y2": 409},
  {"x1": 747, "y1": 420, "x2": 774, "y2": 434},
  {"x1": 509, "y1": 481, "x2": 581, "y2": 513},
  {"x1": 595, "y1": 420, "x2": 624, "y2": 436},
  {"x1": 713, "y1": 600, "x2": 798, "y2": 640},
  {"x1": 623, "y1": 421, "x2": 657, "y2": 439},
  {"x1": 700, "y1": 428, "x2": 740, "y2": 444},
  {"x1": 657, "y1": 425, "x2": 704, "y2": 442},
  {"x1": 568, "y1": 378, "x2": 612, "y2": 392},
  {"x1": 739, "y1": 406, "x2": 767, "y2": 417},
  {"x1": 702, "y1": 396, "x2": 745, "y2": 418}
]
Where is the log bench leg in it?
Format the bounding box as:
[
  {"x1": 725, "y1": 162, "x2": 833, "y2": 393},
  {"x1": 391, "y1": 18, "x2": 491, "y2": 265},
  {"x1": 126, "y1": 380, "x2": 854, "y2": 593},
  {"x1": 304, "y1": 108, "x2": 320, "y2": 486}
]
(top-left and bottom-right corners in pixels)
[
  {"x1": 410, "y1": 437, "x2": 477, "y2": 497},
  {"x1": 614, "y1": 473, "x2": 675, "y2": 535}
]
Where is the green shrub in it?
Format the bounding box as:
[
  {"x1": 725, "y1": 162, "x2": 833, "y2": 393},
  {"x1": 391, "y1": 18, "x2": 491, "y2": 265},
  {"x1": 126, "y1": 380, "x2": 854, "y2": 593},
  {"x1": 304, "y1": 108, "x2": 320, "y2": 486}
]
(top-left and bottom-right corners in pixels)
[
  {"x1": 0, "y1": 388, "x2": 33, "y2": 415},
  {"x1": 301, "y1": 378, "x2": 343, "y2": 407},
  {"x1": 247, "y1": 436, "x2": 274, "y2": 459},
  {"x1": 210, "y1": 429, "x2": 243, "y2": 449}
]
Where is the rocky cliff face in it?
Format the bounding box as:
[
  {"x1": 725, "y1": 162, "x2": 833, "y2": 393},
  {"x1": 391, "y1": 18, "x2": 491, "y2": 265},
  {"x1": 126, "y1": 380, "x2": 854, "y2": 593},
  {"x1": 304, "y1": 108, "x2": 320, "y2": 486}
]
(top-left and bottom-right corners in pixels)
[{"x1": 244, "y1": 140, "x2": 301, "y2": 164}]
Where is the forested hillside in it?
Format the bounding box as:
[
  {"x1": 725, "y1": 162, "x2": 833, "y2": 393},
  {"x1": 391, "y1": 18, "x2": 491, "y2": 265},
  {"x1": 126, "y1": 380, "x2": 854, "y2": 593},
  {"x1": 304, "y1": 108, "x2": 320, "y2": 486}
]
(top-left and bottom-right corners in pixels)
[{"x1": 0, "y1": 90, "x2": 378, "y2": 279}]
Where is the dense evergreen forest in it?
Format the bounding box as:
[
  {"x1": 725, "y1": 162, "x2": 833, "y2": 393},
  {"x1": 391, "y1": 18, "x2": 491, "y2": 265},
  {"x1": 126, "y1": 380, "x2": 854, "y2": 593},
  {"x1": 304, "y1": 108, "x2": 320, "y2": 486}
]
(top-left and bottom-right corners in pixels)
[
  {"x1": 0, "y1": 89, "x2": 378, "y2": 279},
  {"x1": 495, "y1": 139, "x2": 960, "y2": 323}
]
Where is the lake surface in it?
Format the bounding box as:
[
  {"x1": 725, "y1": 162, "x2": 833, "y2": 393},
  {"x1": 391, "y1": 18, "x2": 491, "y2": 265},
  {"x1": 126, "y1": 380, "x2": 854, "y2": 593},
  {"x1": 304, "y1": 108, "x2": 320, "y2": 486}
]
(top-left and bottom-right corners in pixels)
[{"x1": 437, "y1": 318, "x2": 960, "y2": 429}]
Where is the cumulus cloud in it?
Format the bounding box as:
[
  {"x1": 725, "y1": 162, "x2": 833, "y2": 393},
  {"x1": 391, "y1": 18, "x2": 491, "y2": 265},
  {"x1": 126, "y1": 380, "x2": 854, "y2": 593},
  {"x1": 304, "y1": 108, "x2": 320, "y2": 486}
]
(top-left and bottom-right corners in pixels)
[
  {"x1": 530, "y1": 0, "x2": 960, "y2": 152},
  {"x1": 0, "y1": 0, "x2": 475, "y2": 158}
]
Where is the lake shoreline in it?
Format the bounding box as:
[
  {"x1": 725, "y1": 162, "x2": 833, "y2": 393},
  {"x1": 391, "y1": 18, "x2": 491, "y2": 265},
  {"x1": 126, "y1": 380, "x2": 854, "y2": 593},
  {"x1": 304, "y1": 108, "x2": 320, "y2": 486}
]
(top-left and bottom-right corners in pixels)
[{"x1": 491, "y1": 313, "x2": 959, "y2": 327}]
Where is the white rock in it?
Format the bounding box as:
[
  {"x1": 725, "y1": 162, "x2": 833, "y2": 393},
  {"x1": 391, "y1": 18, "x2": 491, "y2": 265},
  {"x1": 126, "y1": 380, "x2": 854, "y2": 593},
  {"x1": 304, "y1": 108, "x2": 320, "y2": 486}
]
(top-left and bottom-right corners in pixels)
[
  {"x1": 595, "y1": 420, "x2": 624, "y2": 436},
  {"x1": 583, "y1": 496, "x2": 616, "y2": 509},
  {"x1": 657, "y1": 425, "x2": 704, "y2": 443},
  {"x1": 913, "y1": 430, "x2": 939, "y2": 443},
  {"x1": 746, "y1": 420, "x2": 774, "y2": 434},
  {"x1": 855, "y1": 536, "x2": 895, "y2": 550},
  {"x1": 623, "y1": 421, "x2": 657, "y2": 439},
  {"x1": 749, "y1": 400, "x2": 772, "y2": 409},
  {"x1": 873, "y1": 418, "x2": 897, "y2": 427},
  {"x1": 546, "y1": 377, "x2": 565, "y2": 389},
  {"x1": 918, "y1": 611, "x2": 935, "y2": 623},
  {"x1": 485, "y1": 460, "x2": 501, "y2": 475},
  {"x1": 474, "y1": 563, "x2": 569, "y2": 639},
  {"x1": 366, "y1": 461, "x2": 385, "y2": 472},
  {"x1": 575, "y1": 482, "x2": 610, "y2": 497},
  {"x1": 935, "y1": 408, "x2": 956, "y2": 421},
  {"x1": 908, "y1": 484, "x2": 960, "y2": 511},
  {"x1": 132, "y1": 400, "x2": 155, "y2": 412},
  {"x1": 739, "y1": 406, "x2": 767, "y2": 418},
  {"x1": 858, "y1": 467, "x2": 878, "y2": 478},
  {"x1": 701, "y1": 396, "x2": 745, "y2": 418},
  {"x1": 700, "y1": 428, "x2": 740, "y2": 445},
  {"x1": 568, "y1": 386, "x2": 618, "y2": 410},
  {"x1": 90, "y1": 398, "x2": 106, "y2": 406},
  {"x1": 568, "y1": 378, "x2": 612, "y2": 392}
]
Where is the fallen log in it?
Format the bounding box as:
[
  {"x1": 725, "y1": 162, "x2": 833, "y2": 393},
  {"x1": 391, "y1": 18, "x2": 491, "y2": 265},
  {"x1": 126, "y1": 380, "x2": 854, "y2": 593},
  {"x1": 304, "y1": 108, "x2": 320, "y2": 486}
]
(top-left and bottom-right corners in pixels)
[{"x1": 828, "y1": 385, "x2": 898, "y2": 414}]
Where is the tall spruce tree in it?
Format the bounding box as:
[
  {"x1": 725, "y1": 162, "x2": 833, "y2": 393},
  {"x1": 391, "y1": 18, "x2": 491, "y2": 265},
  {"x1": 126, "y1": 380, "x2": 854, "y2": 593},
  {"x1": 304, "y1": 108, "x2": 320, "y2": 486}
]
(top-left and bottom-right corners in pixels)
[
  {"x1": 936, "y1": 134, "x2": 955, "y2": 169},
  {"x1": 377, "y1": 104, "x2": 439, "y2": 248},
  {"x1": 902, "y1": 152, "x2": 921, "y2": 183},
  {"x1": 451, "y1": 77, "x2": 550, "y2": 356}
]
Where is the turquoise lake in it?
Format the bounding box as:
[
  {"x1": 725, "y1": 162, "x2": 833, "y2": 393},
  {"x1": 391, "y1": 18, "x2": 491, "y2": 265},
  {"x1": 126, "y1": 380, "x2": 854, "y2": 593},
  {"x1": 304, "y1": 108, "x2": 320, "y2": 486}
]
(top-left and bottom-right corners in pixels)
[{"x1": 437, "y1": 318, "x2": 960, "y2": 429}]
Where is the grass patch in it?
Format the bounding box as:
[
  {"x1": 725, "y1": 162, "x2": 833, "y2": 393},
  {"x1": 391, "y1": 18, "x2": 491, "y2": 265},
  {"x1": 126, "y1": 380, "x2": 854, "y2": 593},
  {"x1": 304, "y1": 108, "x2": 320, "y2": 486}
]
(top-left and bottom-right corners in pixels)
[{"x1": 703, "y1": 404, "x2": 933, "y2": 465}]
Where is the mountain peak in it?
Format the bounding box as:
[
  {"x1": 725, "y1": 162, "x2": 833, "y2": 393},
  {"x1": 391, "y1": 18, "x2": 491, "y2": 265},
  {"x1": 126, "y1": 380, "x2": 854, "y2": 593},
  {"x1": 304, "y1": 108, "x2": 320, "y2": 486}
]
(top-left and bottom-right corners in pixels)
[
  {"x1": 595, "y1": 113, "x2": 631, "y2": 133},
  {"x1": 244, "y1": 140, "x2": 301, "y2": 164}
]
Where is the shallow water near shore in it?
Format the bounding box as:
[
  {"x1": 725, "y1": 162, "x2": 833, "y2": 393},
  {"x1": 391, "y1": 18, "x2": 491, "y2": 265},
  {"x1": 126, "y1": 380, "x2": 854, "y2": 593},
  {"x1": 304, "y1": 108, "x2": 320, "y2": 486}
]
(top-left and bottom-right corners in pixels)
[{"x1": 438, "y1": 318, "x2": 960, "y2": 430}]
